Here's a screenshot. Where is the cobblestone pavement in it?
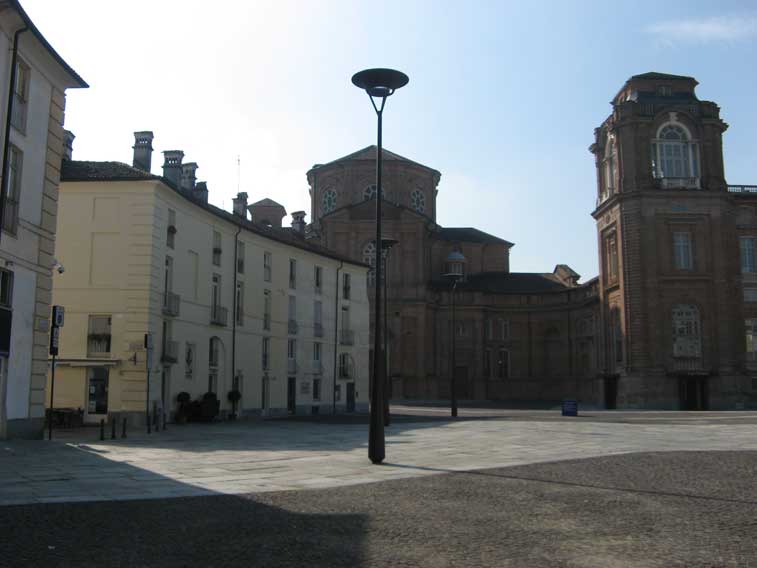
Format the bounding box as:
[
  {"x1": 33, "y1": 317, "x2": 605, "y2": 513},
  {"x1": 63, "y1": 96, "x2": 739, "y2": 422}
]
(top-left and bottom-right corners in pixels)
[
  {"x1": 2, "y1": 451, "x2": 756, "y2": 567},
  {"x1": 1, "y1": 409, "x2": 756, "y2": 505}
]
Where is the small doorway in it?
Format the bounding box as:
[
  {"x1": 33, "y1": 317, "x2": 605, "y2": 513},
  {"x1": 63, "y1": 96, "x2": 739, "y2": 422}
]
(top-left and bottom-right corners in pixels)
[
  {"x1": 679, "y1": 376, "x2": 708, "y2": 410},
  {"x1": 287, "y1": 376, "x2": 296, "y2": 414},
  {"x1": 86, "y1": 367, "x2": 109, "y2": 422},
  {"x1": 604, "y1": 375, "x2": 618, "y2": 410},
  {"x1": 346, "y1": 382, "x2": 355, "y2": 412}
]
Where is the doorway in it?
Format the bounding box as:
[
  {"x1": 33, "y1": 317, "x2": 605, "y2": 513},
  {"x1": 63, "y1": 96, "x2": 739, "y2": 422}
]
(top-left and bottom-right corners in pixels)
[
  {"x1": 86, "y1": 367, "x2": 109, "y2": 422},
  {"x1": 604, "y1": 375, "x2": 618, "y2": 410},
  {"x1": 287, "y1": 376, "x2": 296, "y2": 414},
  {"x1": 346, "y1": 382, "x2": 355, "y2": 412},
  {"x1": 679, "y1": 376, "x2": 708, "y2": 410}
]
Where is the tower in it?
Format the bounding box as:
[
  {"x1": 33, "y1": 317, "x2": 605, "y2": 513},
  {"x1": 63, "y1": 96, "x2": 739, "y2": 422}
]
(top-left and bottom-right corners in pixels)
[{"x1": 591, "y1": 73, "x2": 746, "y2": 409}]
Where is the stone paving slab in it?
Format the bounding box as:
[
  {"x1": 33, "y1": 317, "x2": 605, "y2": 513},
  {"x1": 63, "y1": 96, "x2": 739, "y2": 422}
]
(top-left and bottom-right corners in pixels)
[{"x1": 2, "y1": 411, "x2": 757, "y2": 506}]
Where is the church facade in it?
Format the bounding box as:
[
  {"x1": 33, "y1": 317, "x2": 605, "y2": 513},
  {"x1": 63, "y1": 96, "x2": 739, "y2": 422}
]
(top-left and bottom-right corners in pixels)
[{"x1": 306, "y1": 72, "x2": 757, "y2": 410}]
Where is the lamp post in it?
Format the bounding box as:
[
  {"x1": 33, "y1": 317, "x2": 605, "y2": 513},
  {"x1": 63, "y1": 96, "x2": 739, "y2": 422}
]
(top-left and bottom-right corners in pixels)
[
  {"x1": 381, "y1": 237, "x2": 399, "y2": 427},
  {"x1": 444, "y1": 251, "x2": 466, "y2": 418},
  {"x1": 352, "y1": 68, "x2": 409, "y2": 464}
]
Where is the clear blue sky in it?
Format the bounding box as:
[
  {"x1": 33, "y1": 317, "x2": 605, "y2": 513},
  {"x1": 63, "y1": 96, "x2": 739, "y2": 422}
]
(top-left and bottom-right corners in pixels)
[{"x1": 25, "y1": 0, "x2": 757, "y2": 280}]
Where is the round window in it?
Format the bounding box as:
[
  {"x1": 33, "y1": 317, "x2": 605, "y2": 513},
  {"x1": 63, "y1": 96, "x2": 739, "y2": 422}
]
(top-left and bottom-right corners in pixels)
[
  {"x1": 410, "y1": 189, "x2": 425, "y2": 213},
  {"x1": 322, "y1": 189, "x2": 337, "y2": 214}
]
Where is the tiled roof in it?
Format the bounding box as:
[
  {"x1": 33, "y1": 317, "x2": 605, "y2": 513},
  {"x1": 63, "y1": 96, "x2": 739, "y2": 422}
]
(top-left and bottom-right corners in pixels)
[
  {"x1": 436, "y1": 227, "x2": 513, "y2": 246},
  {"x1": 60, "y1": 160, "x2": 367, "y2": 268},
  {"x1": 430, "y1": 272, "x2": 568, "y2": 294},
  {"x1": 61, "y1": 160, "x2": 160, "y2": 182},
  {"x1": 308, "y1": 145, "x2": 441, "y2": 175}
]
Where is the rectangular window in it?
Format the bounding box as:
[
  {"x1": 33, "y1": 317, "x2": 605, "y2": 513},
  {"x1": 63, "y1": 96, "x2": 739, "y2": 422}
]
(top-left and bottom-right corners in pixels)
[
  {"x1": 287, "y1": 339, "x2": 297, "y2": 360},
  {"x1": 673, "y1": 231, "x2": 693, "y2": 270},
  {"x1": 263, "y1": 291, "x2": 271, "y2": 330},
  {"x1": 237, "y1": 241, "x2": 245, "y2": 274},
  {"x1": 339, "y1": 352, "x2": 351, "y2": 378},
  {"x1": 343, "y1": 273, "x2": 351, "y2": 300},
  {"x1": 740, "y1": 237, "x2": 755, "y2": 274},
  {"x1": 289, "y1": 259, "x2": 297, "y2": 289},
  {"x1": 212, "y1": 230, "x2": 222, "y2": 266},
  {"x1": 313, "y1": 378, "x2": 322, "y2": 401},
  {"x1": 485, "y1": 320, "x2": 493, "y2": 340},
  {"x1": 744, "y1": 288, "x2": 757, "y2": 303},
  {"x1": 484, "y1": 349, "x2": 491, "y2": 377},
  {"x1": 262, "y1": 337, "x2": 270, "y2": 370},
  {"x1": 313, "y1": 342, "x2": 322, "y2": 362},
  {"x1": 236, "y1": 281, "x2": 244, "y2": 325},
  {"x1": 341, "y1": 305, "x2": 350, "y2": 330},
  {"x1": 314, "y1": 266, "x2": 323, "y2": 294},
  {"x1": 607, "y1": 234, "x2": 618, "y2": 283},
  {"x1": 11, "y1": 59, "x2": 29, "y2": 132},
  {"x1": 746, "y1": 319, "x2": 757, "y2": 362},
  {"x1": 0, "y1": 269, "x2": 12, "y2": 308},
  {"x1": 288, "y1": 295, "x2": 296, "y2": 321},
  {"x1": 185, "y1": 342, "x2": 195, "y2": 379},
  {"x1": 2, "y1": 146, "x2": 22, "y2": 235},
  {"x1": 87, "y1": 315, "x2": 112, "y2": 357},
  {"x1": 167, "y1": 209, "x2": 176, "y2": 249},
  {"x1": 497, "y1": 350, "x2": 509, "y2": 379},
  {"x1": 264, "y1": 252, "x2": 272, "y2": 282},
  {"x1": 212, "y1": 273, "x2": 221, "y2": 308}
]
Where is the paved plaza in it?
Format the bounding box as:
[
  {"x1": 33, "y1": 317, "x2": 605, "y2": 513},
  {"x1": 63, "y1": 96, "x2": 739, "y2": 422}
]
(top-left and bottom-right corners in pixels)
[
  {"x1": 2, "y1": 408, "x2": 757, "y2": 567},
  {"x1": 1, "y1": 407, "x2": 757, "y2": 505}
]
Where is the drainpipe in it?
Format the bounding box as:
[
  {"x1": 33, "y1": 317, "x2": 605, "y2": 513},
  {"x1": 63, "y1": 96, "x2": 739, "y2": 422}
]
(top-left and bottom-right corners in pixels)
[
  {"x1": 0, "y1": 26, "x2": 27, "y2": 245},
  {"x1": 231, "y1": 226, "x2": 242, "y2": 414},
  {"x1": 332, "y1": 261, "x2": 343, "y2": 415}
]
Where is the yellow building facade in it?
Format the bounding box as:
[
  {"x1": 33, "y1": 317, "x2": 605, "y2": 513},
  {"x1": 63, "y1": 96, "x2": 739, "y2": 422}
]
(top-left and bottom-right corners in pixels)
[{"x1": 49, "y1": 134, "x2": 369, "y2": 425}]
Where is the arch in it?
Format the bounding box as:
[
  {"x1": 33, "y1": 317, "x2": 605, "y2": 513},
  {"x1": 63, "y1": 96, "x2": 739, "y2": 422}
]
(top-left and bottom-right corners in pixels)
[
  {"x1": 362, "y1": 240, "x2": 386, "y2": 287},
  {"x1": 651, "y1": 121, "x2": 700, "y2": 183}
]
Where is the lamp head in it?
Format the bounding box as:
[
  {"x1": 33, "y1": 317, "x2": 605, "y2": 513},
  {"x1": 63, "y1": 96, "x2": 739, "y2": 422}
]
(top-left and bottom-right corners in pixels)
[{"x1": 352, "y1": 68, "x2": 409, "y2": 98}]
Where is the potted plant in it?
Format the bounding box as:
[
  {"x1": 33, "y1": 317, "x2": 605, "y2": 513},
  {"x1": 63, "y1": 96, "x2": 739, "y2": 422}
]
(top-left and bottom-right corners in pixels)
[
  {"x1": 175, "y1": 391, "x2": 191, "y2": 424},
  {"x1": 227, "y1": 389, "x2": 242, "y2": 420}
]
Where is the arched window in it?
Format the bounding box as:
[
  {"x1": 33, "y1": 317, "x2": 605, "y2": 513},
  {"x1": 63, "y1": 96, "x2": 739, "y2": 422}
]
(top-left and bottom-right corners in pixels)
[
  {"x1": 321, "y1": 189, "x2": 337, "y2": 214},
  {"x1": 363, "y1": 184, "x2": 385, "y2": 201},
  {"x1": 672, "y1": 304, "x2": 701, "y2": 358},
  {"x1": 651, "y1": 123, "x2": 700, "y2": 187},
  {"x1": 603, "y1": 136, "x2": 616, "y2": 195},
  {"x1": 362, "y1": 241, "x2": 386, "y2": 287}
]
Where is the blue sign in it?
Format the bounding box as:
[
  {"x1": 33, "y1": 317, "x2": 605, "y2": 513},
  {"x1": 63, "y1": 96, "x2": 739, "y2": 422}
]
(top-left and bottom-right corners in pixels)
[{"x1": 562, "y1": 399, "x2": 578, "y2": 417}]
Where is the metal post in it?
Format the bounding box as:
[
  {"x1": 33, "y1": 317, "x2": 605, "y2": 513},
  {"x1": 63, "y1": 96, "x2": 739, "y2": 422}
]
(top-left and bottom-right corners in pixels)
[
  {"x1": 48, "y1": 353, "x2": 56, "y2": 440},
  {"x1": 146, "y1": 367, "x2": 151, "y2": 434},
  {"x1": 383, "y1": 247, "x2": 390, "y2": 427},
  {"x1": 368, "y1": 101, "x2": 386, "y2": 464},
  {"x1": 451, "y1": 280, "x2": 458, "y2": 418}
]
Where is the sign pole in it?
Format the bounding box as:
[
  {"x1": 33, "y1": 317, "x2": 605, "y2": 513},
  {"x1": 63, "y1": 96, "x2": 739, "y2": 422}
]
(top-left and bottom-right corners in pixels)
[{"x1": 48, "y1": 306, "x2": 64, "y2": 441}]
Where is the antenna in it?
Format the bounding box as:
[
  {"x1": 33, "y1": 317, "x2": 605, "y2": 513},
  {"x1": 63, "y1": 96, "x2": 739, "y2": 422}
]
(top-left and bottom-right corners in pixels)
[{"x1": 236, "y1": 155, "x2": 241, "y2": 194}]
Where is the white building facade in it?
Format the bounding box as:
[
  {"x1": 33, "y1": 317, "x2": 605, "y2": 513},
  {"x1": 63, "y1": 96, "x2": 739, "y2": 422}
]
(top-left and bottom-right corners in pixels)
[
  {"x1": 51, "y1": 133, "x2": 369, "y2": 425},
  {"x1": 0, "y1": 0, "x2": 86, "y2": 438}
]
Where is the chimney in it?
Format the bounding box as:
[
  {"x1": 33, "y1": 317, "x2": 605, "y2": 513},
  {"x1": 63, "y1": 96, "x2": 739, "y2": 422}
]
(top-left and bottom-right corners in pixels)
[
  {"x1": 193, "y1": 181, "x2": 209, "y2": 203},
  {"x1": 233, "y1": 192, "x2": 248, "y2": 218},
  {"x1": 132, "y1": 131, "x2": 154, "y2": 172},
  {"x1": 291, "y1": 211, "x2": 306, "y2": 234},
  {"x1": 181, "y1": 162, "x2": 198, "y2": 191},
  {"x1": 162, "y1": 150, "x2": 184, "y2": 187},
  {"x1": 62, "y1": 130, "x2": 75, "y2": 161}
]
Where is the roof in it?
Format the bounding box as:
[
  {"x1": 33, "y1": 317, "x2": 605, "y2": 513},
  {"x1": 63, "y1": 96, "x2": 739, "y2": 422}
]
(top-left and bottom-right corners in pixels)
[
  {"x1": 308, "y1": 145, "x2": 441, "y2": 176},
  {"x1": 436, "y1": 227, "x2": 513, "y2": 247},
  {"x1": 430, "y1": 272, "x2": 568, "y2": 294},
  {"x1": 60, "y1": 160, "x2": 367, "y2": 269},
  {"x1": 7, "y1": 0, "x2": 88, "y2": 88},
  {"x1": 629, "y1": 72, "x2": 697, "y2": 82},
  {"x1": 250, "y1": 198, "x2": 285, "y2": 209}
]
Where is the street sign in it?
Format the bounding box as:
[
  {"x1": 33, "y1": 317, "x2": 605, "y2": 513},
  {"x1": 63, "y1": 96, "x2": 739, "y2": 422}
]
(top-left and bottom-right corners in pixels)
[
  {"x1": 49, "y1": 326, "x2": 60, "y2": 356},
  {"x1": 562, "y1": 399, "x2": 578, "y2": 417},
  {"x1": 52, "y1": 305, "x2": 65, "y2": 328}
]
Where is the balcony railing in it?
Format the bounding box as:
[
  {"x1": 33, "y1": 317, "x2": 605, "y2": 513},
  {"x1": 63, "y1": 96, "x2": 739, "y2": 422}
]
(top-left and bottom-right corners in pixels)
[
  {"x1": 671, "y1": 357, "x2": 705, "y2": 373},
  {"x1": 314, "y1": 323, "x2": 324, "y2": 338},
  {"x1": 87, "y1": 335, "x2": 111, "y2": 358},
  {"x1": 288, "y1": 319, "x2": 298, "y2": 335},
  {"x1": 211, "y1": 305, "x2": 228, "y2": 326},
  {"x1": 340, "y1": 329, "x2": 354, "y2": 346},
  {"x1": 162, "y1": 340, "x2": 179, "y2": 364},
  {"x1": 287, "y1": 359, "x2": 297, "y2": 374},
  {"x1": 657, "y1": 177, "x2": 700, "y2": 190},
  {"x1": 162, "y1": 291, "x2": 181, "y2": 317},
  {"x1": 728, "y1": 185, "x2": 757, "y2": 194}
]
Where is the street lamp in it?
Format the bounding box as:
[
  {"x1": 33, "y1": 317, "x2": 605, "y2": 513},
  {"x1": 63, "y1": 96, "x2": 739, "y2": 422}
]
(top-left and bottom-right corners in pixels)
[
  {"x1": 352, "y1": 68, "x2": 409, "y2": 464},
  {"x1": 381, "y1": 237, "x2": 399, "y2": 427},
  {"x1": 444, "y1": 251, "x2": 466, "y2": 418}
]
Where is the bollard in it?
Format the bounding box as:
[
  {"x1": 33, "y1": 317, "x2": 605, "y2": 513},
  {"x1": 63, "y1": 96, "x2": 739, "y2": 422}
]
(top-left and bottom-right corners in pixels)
[
  {"x1": 111, "y1": 418, "x2": 117, "y2": 440},
  {"x1": 122, "y1": 417, "x2": 127, "y2": 439},
  {"x1": 99, "y1": 419, "x2": 105, "y2": 441}
]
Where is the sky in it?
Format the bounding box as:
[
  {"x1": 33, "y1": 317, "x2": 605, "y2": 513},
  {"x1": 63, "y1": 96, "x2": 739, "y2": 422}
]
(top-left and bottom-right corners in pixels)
[{"x1": 23, "y1": 0, "x2": 757, "y2": 280}]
